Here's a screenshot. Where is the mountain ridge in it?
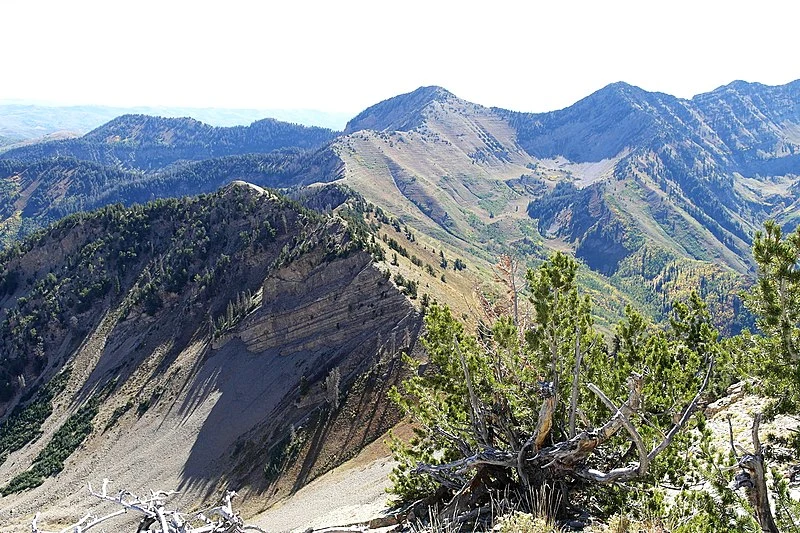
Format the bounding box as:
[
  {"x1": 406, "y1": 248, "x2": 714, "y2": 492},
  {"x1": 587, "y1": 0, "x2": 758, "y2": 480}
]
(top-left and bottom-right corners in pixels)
[
  {"x1": 0, "y1": 103, "x2": 351, "y2": 140},
  {"x1": 0, "y1": 148, "x2": 343, "y2": 244},
  {"x1": 0, "y1": 183, "x2": 419, "y2": 526},
  {"x1": 0, "y1": 113, "x2": 338, "y2": 171}
]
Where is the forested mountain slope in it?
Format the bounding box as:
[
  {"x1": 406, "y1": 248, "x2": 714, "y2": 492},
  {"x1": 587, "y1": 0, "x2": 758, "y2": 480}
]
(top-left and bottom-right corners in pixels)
[
  {"x1": 0, "y1": 183, "x2": 420, "y2": 528},
  {"x1": 0, "y1": 148, "x2": 343, "y2": 244},
  {"x1": 0, "y1": 114, "x2": 338, "y2": 171}
]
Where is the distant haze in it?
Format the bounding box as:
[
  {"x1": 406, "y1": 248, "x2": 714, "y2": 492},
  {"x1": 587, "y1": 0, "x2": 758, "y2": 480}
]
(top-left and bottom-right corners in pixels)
[
  {"x1": 3, "y1": 0, "x2": 798, "y2": 115},
  {"x1": 0, "y1": 104, "x2": 351, "y2": 140}
]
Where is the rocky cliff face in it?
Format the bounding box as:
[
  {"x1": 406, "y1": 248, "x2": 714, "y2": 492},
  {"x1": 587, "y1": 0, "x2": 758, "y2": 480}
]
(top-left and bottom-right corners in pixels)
[{"x1": 0, "y1": 183, "x2": 421, "y2": 528}]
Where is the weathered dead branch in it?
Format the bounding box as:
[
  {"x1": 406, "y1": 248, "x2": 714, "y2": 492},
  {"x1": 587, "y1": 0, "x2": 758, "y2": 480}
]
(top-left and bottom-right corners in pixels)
[
  {"x1": 412, "y1": 359, "x2": 713, "y2": 526},
  {"x1": 31, "y1": 480, "x2": 266, "y2": 533},
  {"x1": 732, "y1": 414, "x2": 780, "y2": 533}
]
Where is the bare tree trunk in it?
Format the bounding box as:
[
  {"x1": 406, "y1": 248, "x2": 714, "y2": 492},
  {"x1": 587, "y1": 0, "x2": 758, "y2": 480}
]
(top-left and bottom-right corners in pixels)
[
  {"x1": 568, "y1": 321, "x2": 582, "y2": 439},
  {"x1": 413, "y1": 361, "x2": 713, "y2": 528},
  {"x1": 734, "y1": 414, "x2": 780, "y2": 533}
]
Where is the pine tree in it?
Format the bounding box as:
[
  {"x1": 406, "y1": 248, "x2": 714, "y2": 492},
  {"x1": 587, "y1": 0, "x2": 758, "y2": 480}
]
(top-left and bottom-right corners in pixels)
[
  {"x1": 745, "y1": 220, "x2": 800, "y2": 420},
  {"x1": 389, "y1": 252, "x2": 718, "y2": 526}
]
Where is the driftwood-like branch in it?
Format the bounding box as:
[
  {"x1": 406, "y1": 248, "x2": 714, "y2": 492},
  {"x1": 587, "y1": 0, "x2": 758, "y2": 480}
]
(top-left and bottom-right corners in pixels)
[
  {"x1": 413, "y1": 357, "x2": 715, "y2": 523},
  {"x1": 648, "y1": 357, "x2": 712, "y2": 462},
  {"x1": 532, "y1": 392, "x2": 556, "y2": 450},
  {"x1": 442, "y1": 359, "x2": 708, "y2": 482},
  {"x1": 534, "y1": 374, "x2": 643, "y2": 480},
  {"x1": 31, "y1": 481, "x2": 266, "y2": 533},
  {"x1": 517, "y1": 392, "x2": 556, "y2": 489},
  {"x1": 416, "y1": 448, "x2": 517, "y2": 477},
  {"x1": 596, "y1": 373, "x2": 644, "y2": 442},
  {"x1": 751, "y1": 413, "x2": 762, "y2": 454},
  {"x1": 568, "y1": 324, "x2": 583, "y2": 439},
  {"x1": 727, "y1": 415, "x2": 737, "y2": 456},
  {"x1": 587, "y1": 382, "x2": 648, "y2": 476},
  {"x1": 432, "y1": 425, "x2": 473, "y2": 458},
  {"x1": 574, "y1": 359, "x2": 713, "y2": 483},
  {"x1": 733, "y1": 414, "x2": 780, "y2": 533}
]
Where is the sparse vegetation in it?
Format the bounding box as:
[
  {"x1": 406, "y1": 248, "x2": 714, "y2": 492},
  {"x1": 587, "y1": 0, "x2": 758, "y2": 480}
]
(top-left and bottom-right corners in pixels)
[
  {"x1": 213, "y1": 288, "x2": 260, "y2": 338},
  {"x1": 264, "y1": 425, "x2": 310, "y2": 486},
  {"x1": 103, "y1": 401, "x2": 134, "y2": 432},
  {"x1": 0, "y1": 370, "x2": 71, "y2": 467},
  {"x1": 393, "y1": 273, "x2": 419, "y2": 299},
  {"x1": 2, "y1": 380, "x2": 114, "y2": 495}
]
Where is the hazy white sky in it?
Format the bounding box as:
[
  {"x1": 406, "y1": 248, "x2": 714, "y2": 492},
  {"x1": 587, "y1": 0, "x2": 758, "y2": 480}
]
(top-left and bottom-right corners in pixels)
[{"x1": 3, "y1": 0, "x2": 798, "y2": 114}]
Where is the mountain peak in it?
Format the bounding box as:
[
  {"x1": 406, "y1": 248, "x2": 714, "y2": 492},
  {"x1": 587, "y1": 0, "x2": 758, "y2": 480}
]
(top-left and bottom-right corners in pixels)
[
  {"x1": 344, "y1": 85, "x2": 457, "y2": 134},
  {"x1": 590, "y1": 81, "x2": 652, "y2": 101},
  {"x1": 708, "y1": 79, "x2": 766, "y2": 95},
  {"x1": 413, "y1": 85, "x2": 456, "y2": 99},
  {"x1": 542, "y1": 81, "x2": 659, "y2": 120},
  {"x1": 602, "y1": 81, "x2": 637, "y2": 91}
]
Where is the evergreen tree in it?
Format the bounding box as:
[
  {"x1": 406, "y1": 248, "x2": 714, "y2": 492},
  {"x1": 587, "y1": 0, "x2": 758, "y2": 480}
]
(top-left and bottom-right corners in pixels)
[
  {"x1": 389, "y1": 252, "x2": 719, "y2": 526},
  {"x1": 745, "y1": 220, "x2": 800, "y2": 422}
]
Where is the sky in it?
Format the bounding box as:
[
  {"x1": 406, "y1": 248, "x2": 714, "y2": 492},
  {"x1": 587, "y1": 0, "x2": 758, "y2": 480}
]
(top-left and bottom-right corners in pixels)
[{"x1": 3, "y1": 0, "x2": 798, "y2": 115}]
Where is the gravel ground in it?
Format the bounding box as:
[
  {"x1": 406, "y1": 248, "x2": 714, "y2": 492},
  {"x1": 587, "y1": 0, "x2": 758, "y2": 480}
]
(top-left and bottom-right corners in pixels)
[{"x1": 250, "y1": 432, "x2": 399, "y2": 533}]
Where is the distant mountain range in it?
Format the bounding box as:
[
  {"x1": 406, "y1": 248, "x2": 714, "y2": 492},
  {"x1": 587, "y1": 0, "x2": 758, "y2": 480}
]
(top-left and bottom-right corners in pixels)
[
  {"x1": 0, "y1": 103, "x2": 352, "y2": 140},
  {"x1": 0, "y1": 114, "x2": 341, "y2": 243},
  {"x1": 332, "y1": 80, "x2": 799, "y2": 330},
  {"x1": 2, "y1": 80, "x2": 799, "y2": 325},
  {"x1": 500, "y1": 80, "x2": 800, "y2": 267},
  {"x1": 0, "y1": 114, "x2": 337, "y2": 170},
  {"x1": 340, "y1": 82, "x2": 800, "y2": 275}
]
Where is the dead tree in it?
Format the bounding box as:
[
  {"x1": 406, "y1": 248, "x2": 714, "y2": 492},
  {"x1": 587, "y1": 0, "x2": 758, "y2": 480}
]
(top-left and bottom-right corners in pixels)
[
  {"x1": 31, "y1": 480, "x2": 266, "y2": 533},
  {"x1": 731, "y1": 414, "x2": 780, "y2": 533},
  {"x1": 410, "y1": 359, "x2": 714, "y2": 527},
  {"x1": 478, "y1": 254, "x2": 526, "y2": 333}
]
